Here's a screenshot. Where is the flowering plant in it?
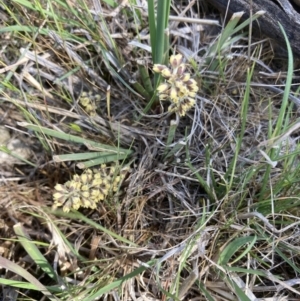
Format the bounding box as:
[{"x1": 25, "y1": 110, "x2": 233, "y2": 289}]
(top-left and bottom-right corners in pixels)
[
  {"x1": 53, "y1": 164, "x2": 129, "y2": 212},
  {"x1": 153, "y1": 54, "x2": 199, "y2": 116}
]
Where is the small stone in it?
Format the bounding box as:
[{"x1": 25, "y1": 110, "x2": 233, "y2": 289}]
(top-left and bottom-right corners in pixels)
[
  {"x1": 0, "y1": 138, "x2": 31, "y2": 165},
  {"x1": 0, "y1": 126, "x2": 11, "y2": 145}
]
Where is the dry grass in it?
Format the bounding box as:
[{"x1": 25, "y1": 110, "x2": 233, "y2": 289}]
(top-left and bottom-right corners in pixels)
[{"x1": 1, "y1": 0, "x2": 300, "y2": 300}]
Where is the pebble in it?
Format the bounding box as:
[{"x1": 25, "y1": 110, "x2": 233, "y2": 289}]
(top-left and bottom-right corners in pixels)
[{"x1": 0, "y1": 126, "x2": 31, "y2": 165}]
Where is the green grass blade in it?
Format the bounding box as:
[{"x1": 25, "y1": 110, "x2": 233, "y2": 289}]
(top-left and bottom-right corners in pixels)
[
  {"x1": 185, "y1": 147, "x2": 215, "y2": 202},
  {"x1": 259, "y1": 23, "x2": 294, "y2": 199},
  {"x1": 83, "y1": 260, "x2": 156, "y2": 301},
  {"x1": 155, "y1": 0, "x2": 170, "y2": 65},
  {"x1": 224, "y1": 267, "x2": 266, "y2": 276},
  {"x1": 226, "y1": 66, "x2": 253, "y2": 188},
  {"x1": 218, "y1": 236, "x2": 257, "y2": 265},
  {"x1": 0, "y1": 278, "x2": 62, "y2": 293},
  {"x1": 230, "y1": 281, "x2": 252, "y2": 301},
  {"x1": 140, "y1": 91, "x2": 159, "y2": 117},
  {"x1": 129, "y1": 79, "x2": 152, "y2": 100},
  {"x1": 0, "y1": 25, "x2": 48, "y2": 34},
  {"x1": 231, "y1": 11, "x2": 265, "y2": 35},
  {"x1": 209, "y1": 12, "x2": 243, "y2": 57},
  {"x1": 13, "y1": 223, "x2": 57, "y2": 281},
  {"x1": 18, "y1": 122, "x2": 132, "y2": 154},
  {"x1": 48, "y1": 210, "x2": 137, "y2": 247},
  {"x1": 0, "y1": 146, "x2": 36, "y2": 167},
  {"x1": 53, "y1": 152, "x2": 112, "y2": 162},
  {"x1": 274, "y1": 23, "x2": 293, "y2": 136},
  {"x1": 198, "y1": 281, "x2": 216, "y2": 301},
  {"x1": 55, "y1": 150, "x2": 131, "y2": 168},
  {"x1": 148, "y1": 0, "x2": 171, "y2": 89},
  {"x1": 76, "y1": 152, "x2": 130, "y2": 168},
  {"x1": 0, "y1": 278, "x2": 38, "y2": 290},
  {"x1": 163, "y1": 121, "x2": 178, "y2": 158},
  {"x1": 0, "y1": 256, "x2": 58, "y2": 301},
  {"x1": 148, "y1": 0, "x2": 156, "y2": 63},
  {"x1": 138, "y1": 60, "x2": 154, "y2": 94}
]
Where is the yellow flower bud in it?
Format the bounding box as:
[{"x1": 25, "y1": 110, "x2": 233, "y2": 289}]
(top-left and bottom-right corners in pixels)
[
  {"x1": 53, "y1": 192, "x2": 65, "y2": 201},
  {"x1": 89, "y1": 202, "x2": 97, "y2": 209},
  {"x1": 72, "y1": 202, "x2": 81, "y2": 210},
  {"x1": 81, "y1": 185, "x2": 89, "y2": 191},
  {"x1": 92, "y1": 178, "x2": 102, "y2": 186},
  {"x1": 157, "y1": 83, "x2": 169, "y2": 93},
  {"x1": 186, "y1": 79, "x2": 199, "y2": 92},
  {"x1": 85, "y1": 104, "x2": 94, "y2": 113},
  {"x1": 82, "y1": 191, "x2": 90, "y2": 198},
  {"x1": 170, "y1": 54, "x2": 183, "y2": 68},
  {"x1": 101, "y1": 188, "x2": 109, "y2": 195},
  {"x1": 170, "y1": 87, "x2": 178, "y2": 102},
  {"x1": 91, "y1": 189, "x2": 100, "y2": 198},
  {"x1": 178, "y1": 84, "x2": 188, "y2": 95},
  {"x1": 176, "y1": 64, "x2": 186, "y2": 76},
  {"x1": 186, "y1": 97, "x2": 196, "y2": 107},
  {"x1": 72, "y1": 196, "x2": 81, "y2": 205},
  {"x1": 80, "y1": 97, "x2": 90, "y2": 107},
  {"x1": 98, "y1": 193, "x2": 105, "y2": 201},
  {"x1": 114, "y1": 176, "x2": 121, "y2": 183},
  {"x1": 80, "y1": 174, "x2": 88, "y2": 184},
  {"x1": 94, "y1": 173, "x2": 101, "y2": 179},
  {"x1": 69, "y1": 181, "x2": 81, "y2": 190},
  {"x1": 159, "y1": 93, "x2": 169, "y2": 100},
  {"x1": 109, "y1": 166, "x2": 116, "y2": 174},
  {"x1": 84, "y1": 198, "x2": 96, "y2": 208},
  {"x1": 153, "y1": 64, "x2": 165, "y2": 73},
  {"x1": 161, "y1": 67, "x2": 172, "y2": 78},
  {"x1": 63, "y1": 205, "x2": 71, "y2": 213},
  {"x1": 180, "y1": 73, "x2": 190, "y2": 82},
  {"x1": 74, "y1": 175, "x2": 81, "y2": 183},
  {"x1": 190, "y1": 89, "x2": 198, "y2": 97},
  {"x1": 54, "y1": 184, "x2": 65, "y2": 192}
]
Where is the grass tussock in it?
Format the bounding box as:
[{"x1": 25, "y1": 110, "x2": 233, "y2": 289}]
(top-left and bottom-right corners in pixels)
[{"x1": 0, "y1": 0, "x2": 300, "y2": 300}]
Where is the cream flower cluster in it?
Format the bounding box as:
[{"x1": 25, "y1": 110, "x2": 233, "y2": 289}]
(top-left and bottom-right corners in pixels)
[
  {"x1": 153, "y1": 54, "x2": 199, "y2": 116},
  {"x1": 79, "y1": 92, "x2": 101, "y2": 116},
  {"x1": 53, "y1": 164, "x2": 129, "y2": 212}
]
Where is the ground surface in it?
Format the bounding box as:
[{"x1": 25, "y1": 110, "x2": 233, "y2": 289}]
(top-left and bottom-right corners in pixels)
[{"x1": 1, "y1": 1, "x2": 300, "y2": 300}]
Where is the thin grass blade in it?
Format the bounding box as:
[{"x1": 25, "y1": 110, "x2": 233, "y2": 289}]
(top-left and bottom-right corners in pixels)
[
  {"x1": 13, "y1": 223, "x2": 57, "y2": 280},
  {"x1": 76, "y1": 152, "x2": 130, "y2": 169},
  {"x1": 18, "y1": 122, "x2": 132, "y2": 154},
  {"x1": 0, "y1": 255, "x2": 58, "y2": 301}
]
